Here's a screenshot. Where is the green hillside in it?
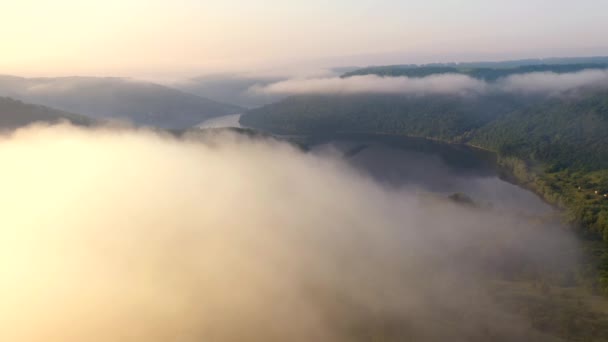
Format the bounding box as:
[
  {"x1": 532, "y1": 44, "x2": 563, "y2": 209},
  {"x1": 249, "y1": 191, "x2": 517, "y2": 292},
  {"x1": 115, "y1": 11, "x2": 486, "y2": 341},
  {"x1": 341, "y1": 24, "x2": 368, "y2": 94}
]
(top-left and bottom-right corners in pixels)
[
  {"x1": 241, "y1": 85, "x2": 608, "y2": 293},
  {"x1": 242, "y1": 93, "x2": 540, "y2": 139},
  {"x1": 343, "y1": 63, "x2": 608, "y2": 80},
  {"x1": 471, "y1": 91, "x2": 608, "y2": 170}
]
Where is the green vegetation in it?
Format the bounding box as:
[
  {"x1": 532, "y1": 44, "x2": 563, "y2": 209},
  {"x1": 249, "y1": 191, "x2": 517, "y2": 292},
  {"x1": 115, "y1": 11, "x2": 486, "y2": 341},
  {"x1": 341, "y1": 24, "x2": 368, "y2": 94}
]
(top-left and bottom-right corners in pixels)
[
  {"x1": 242, "y1": 93, "x2": 540, "y2": 139},
  {"x1": 471, "y1": 92, "x2": 608, "y2": 170},
  {"x1": 343, "y1": 63, "x2": 608, "y2": 80},
  {"x1": 468, "y1": 93, "x2": 608, "y2": 293},
  {"x1": 241, "y1": 79, "x2": 608, "y2": 296},
  {"x1": 342, "y1": 56, "x2": 608, "y2": 78},
  {"x1": 493, "y1": 158, "x2": 608, "y2": 295},
  {"x1": 489, "y1": 280, "x2": 608, "y2": 341}
]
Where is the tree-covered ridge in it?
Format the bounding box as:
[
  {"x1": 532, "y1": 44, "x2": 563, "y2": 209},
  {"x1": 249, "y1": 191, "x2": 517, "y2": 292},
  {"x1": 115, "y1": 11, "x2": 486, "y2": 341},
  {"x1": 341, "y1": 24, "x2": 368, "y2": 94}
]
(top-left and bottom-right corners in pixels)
[
  {"x1": 242, "y1": 93, "x2": 540, "y2": 140},
  {"x1": 343, "y1": 56, "x2": 608, "y2": 74},
  {"x1": 471, "y1": 91, "x2": 608, "y2": 170},
  {"x1": 0, "y1": 96, "x2": 92, "y2": 129},
  {"x1": 242, "y1": 89, "x2": 608, "y2": 172},
  {"x1": 342, "y1": 63, "x2": 608, "y2": 80},
  {"x1": 0, "y1": 75, "x2": 243, "y2": 129},
  {"x1": 241, "y1": 87, "x2": 608, "y2": 292}
]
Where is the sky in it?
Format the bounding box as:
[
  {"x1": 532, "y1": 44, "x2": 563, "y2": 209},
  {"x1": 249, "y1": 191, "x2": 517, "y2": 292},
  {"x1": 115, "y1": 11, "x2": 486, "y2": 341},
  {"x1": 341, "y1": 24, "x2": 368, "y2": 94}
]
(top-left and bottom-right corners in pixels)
[{"x1": 1, "y1": 0, "x2": 608, "y2": 79}]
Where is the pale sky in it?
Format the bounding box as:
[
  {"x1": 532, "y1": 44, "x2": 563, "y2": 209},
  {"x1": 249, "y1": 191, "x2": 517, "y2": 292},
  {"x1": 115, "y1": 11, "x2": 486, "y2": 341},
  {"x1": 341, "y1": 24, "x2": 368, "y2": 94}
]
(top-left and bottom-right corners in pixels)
[{"x1": 1, "y1": 0, "x2": 607, "y2": 79}]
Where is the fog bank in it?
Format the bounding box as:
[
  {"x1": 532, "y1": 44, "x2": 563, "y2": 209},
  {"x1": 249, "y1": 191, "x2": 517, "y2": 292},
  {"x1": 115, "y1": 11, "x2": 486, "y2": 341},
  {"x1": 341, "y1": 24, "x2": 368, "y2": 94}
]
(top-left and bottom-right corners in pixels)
[
  {"x1": 0, "y1": 124, "x2": 578, "y2": 341},
  {"x1": 251, "y1": 74, "x2": 487, "y2": 96},
  {"x1": 498, "y1": 69, "x2": 608, "y2": 94},
  {"x1": 252, "y1": 69, "x2": 608, "y2": 96}
]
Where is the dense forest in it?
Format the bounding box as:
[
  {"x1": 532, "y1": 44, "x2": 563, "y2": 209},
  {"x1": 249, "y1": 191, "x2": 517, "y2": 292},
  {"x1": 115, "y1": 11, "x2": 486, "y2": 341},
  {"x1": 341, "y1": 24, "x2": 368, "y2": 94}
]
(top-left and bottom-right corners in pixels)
[
  {"x1": 242, "y1": 65, "x2": 608, "y2": 296},
  {"x1": 343, "y1": 61, "x2": 608, "y2": 80},
  {"x1": 342, "y1": 56, "x2": 608, "y2": 74},
  {"x1": 242, "y1": 89, "x2": 608, "y2": 173},
  {"x1": 242, "y1": 93, "x2": 542, "y2": 138}
]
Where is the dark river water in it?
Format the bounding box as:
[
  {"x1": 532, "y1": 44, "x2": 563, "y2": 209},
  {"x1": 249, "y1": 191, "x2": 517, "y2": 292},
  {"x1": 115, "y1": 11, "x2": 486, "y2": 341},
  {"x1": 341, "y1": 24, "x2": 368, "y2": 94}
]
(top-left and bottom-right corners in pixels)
[
  {"x1": 204, "y1": 115, "x2": 553, "y2": 216},
  {"x1": 311, "y1": 133, "x2": 553, "y2": 216}
]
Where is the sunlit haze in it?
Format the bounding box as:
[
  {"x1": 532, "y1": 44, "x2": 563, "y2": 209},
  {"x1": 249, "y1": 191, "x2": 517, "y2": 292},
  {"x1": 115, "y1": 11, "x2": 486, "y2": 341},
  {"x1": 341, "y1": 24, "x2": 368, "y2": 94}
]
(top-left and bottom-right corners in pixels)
[
  {"x1": 2, "y1": 0, "x2": 608, "y2": 79},
  {"x1": 3, "y1": 2, "x2": 608, "y2": 341}
]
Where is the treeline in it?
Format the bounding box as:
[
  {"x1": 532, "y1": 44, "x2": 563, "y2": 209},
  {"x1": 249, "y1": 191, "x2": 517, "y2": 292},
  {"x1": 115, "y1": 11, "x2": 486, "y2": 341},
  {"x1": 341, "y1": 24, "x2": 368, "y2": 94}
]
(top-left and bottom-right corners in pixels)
[
  {"x1": 241, "y1": 87, "x2": 608, "y2": 292},
  {"x1": 471, "y1": 91, "x2": 608, "y2": 170},
  {"x1": 342, "y1": 56, "x2": 608, "y2": 73},
  {"x1": 242, "y1": 90, "x2": 608, "y2": 172},
  {"x1": 242, "y1": 93, "x2": 540, "y2": 139},
  {"x1": 343, "y1": 63, "x2": 608, "y2": 80}
]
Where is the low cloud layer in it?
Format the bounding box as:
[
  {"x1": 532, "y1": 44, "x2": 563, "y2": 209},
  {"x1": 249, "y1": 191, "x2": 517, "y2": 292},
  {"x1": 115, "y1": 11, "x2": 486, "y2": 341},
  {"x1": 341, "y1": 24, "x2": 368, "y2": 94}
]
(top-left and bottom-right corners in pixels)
[
  {"x1": 251, "y1": 74, "x2": 486, "y2": 96},
  {"x1": 497, "y1": 69, "x2": 608, "y2": 94},
  {"x1": 0, "y1": 125, "x2": 578, "y2": 341},
  {"x1": 252, "y1": 69, "x2": 608, "y2": 96}
]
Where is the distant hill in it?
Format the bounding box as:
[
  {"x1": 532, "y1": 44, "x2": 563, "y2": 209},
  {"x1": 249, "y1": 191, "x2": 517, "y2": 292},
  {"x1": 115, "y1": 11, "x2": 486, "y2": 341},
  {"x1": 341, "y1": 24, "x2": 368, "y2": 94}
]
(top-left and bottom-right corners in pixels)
[
  {"x1": 241, "y1": 92, "x2": 543, "y2": 139},
  {"x1": 343, "y1": 56, "x2": 608, "y2": 73},
  {"x1": 177, "y1": 74, "x2": 285, "y2": 109},
  {"x1": 471, "y1": 89, "x2": 608, "y2": 170},
  {"x1": 0, "y1": 76, "x2": 242, "y2": 129},
  {"x1": 0, "y1": 96, "x2": 92, "y2": 129},
  {"x1": 244, "y1": 60, "x2": 608, "y2": 168},
  {"x1": 342, "y1": 56, "x2": 608, "y2": 79},
  {"x1": 178, "y1": 67, "x2": 357, "y2": 109},
  {"x1": 242, "y1": 87, "x2": 608, "y2": 171},
  {"x1": 241, "y1": 78, "x2": 608, "y2": 271}
]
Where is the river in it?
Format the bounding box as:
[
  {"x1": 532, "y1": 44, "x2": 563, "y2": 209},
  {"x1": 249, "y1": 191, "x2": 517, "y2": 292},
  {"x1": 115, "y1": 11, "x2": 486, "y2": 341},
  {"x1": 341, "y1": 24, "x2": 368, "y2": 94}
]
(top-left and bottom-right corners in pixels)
[
  {"x1": 202, "y1": 114, "x2": 553, "y2": 216},
  {"x1": 311, "y1": 134, "x2": 553, "y2": 216},
  {"x1": 197, "y1": 113, "x2": 242, "y2": 129}
]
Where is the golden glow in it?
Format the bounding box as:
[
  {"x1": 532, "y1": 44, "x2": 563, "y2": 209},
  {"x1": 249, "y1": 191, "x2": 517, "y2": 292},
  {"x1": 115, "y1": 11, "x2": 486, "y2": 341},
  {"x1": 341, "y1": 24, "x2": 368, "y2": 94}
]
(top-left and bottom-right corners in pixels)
[
  {"x1": 0, "y1": 124, "x2": 579, "y2": 341},
  {"x1": 2, "y1": 1, "x2": 608, "y2": 78}
]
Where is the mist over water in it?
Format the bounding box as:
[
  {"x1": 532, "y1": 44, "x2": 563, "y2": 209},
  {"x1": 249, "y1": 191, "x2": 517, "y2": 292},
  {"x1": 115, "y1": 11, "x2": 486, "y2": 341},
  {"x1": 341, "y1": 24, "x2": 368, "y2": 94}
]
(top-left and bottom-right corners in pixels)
[
  {"x1": 312, "y1": 136, "x2": 553, "y2": 215},
  {"x1": 252, "y1": 69, "x2": 608, "y2": 96},
  {"x1": 0, "y1": 124, "x2": 578, "y2": 341},
  {"x1": 197, "y1": 113, "x2": 243, "y2": 129}
]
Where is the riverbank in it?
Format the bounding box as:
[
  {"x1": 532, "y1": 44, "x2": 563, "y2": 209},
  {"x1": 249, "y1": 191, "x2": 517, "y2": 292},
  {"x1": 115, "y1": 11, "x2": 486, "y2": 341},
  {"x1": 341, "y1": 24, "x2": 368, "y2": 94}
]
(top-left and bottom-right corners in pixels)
[{"x1": 280, "y1": 127, "x2": 608, "y2": 294}]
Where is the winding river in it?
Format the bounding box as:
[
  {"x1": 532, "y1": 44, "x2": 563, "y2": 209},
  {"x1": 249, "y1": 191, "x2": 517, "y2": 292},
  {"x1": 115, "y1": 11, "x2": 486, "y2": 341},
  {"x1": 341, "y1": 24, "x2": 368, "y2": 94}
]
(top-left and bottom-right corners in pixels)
[{"x1": 201, "y1": 114, "x2": 553, "y2": 216}]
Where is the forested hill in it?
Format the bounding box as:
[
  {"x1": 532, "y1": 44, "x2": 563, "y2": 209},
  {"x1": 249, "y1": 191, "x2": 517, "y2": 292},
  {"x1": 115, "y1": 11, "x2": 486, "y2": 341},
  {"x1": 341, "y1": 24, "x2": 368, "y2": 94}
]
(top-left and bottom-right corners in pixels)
[
  {"x1": 0, "y1": 96, "x2": 92, "y2": 129},
  {"x1": 342, "y1": 56, "x2": 608, "y2": 75},
  {"x1": 342, "y1": 59, "x2": 608, "y2": 81},
  {"x1": 241, "y1": 86, "x2": 608, "y2": 282},
  {"x1": 242, "y1": 89, "x2": 608, "y2": 172},
  {"x1": 242, "y1": 92, "x2": 543, "y2": 140},
  {"x1": 0, "y1": 76, "x2": 243, "y2": 129},
  {"x1": 471, "y1": 91, "x2": 608, "y2": 170}
]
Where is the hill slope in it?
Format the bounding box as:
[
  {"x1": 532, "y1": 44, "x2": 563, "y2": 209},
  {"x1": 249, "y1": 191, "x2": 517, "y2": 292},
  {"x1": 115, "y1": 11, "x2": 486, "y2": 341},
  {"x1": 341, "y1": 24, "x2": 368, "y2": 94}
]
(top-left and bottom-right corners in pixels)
[
  {"x1": 471, "y1": 91, "x2": 608, "y2": 170},
  {"x1": 177, "y1": 74, "x2": 285, "y2": 109},
  {"x1": 0, "y1": 96, "x2": 92, "y2": 129},
  {"x1": 241, "y1": 92, "x2": 541, "y2": 139},
  {"x1": 241, "y1": 84, "x2": 608, "y2": 288},
  {"x1": 343, "y1": 58, "x2": 608, "y2": 80},
  {"x1": 241, "y1": 88, "x2": 608, "y2": 181},
  {"x1": 0, "y1": 76, "x2": 242, "y2": 129}
]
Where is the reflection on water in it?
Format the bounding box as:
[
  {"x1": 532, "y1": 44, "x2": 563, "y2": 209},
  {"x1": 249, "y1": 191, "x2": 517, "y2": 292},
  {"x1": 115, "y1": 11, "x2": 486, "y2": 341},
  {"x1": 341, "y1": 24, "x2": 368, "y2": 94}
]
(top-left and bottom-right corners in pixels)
[
  {"x1": 201, "y1": 116, "x2": 553, "y2": 216},
  {"x1": 197, "y1": 113, "x2": 242, "y2": 129},
  {"x1": 311, "y1": 134, "x2": 553, "y2": 216}
]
